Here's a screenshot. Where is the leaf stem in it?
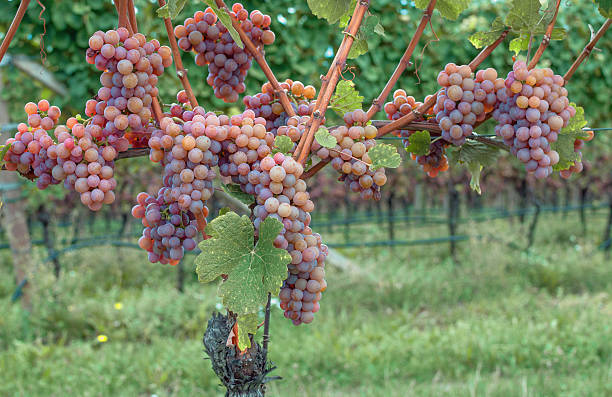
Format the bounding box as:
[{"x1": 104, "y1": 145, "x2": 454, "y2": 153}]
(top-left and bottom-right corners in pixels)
[
  {"x1": 263, "y1": 293, "x2": 271, "y2": 353},
  {"x1": 365, "y1": 0, "x2": 437, "y2": 122}
]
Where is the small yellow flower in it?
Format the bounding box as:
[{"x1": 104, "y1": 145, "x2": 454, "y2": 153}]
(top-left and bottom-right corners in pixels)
[
  {"x1": 97, "y1": 334, "x2": 108, "y2": 343},
  {"x1": 114, "y1": 302, "x2": 123, "y2": 310}
]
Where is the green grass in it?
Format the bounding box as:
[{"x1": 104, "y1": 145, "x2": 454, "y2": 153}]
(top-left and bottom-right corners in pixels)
[{"x1": 0, "y1": 209, "x2": 611, "y2": 396}]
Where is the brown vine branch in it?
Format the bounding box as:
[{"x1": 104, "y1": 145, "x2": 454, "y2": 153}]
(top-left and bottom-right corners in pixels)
[
  {"x1": 365, "y1": 0, "x2": 437, "y2": 121},
  {"x1": 0, "y1": 0, "x2": 31, "y2": 64},
  {"x1": 564, "y1": 19, "x2": 611, "y2": 82},
  {"x1": 127, "y1": 0, "x2": 138, "y2": 32},
  {"x1": 294, "y1": 0, "x2": 370, "y2": 164},
  {"x1": 376, "y1": 28, "x2": 510, "y2": 138},
  {"x1": 157, "y1": 0, "x2": 199, "y2": 108},
  {"x1": 213, "y1": 0, "x2": 295, "y2": 117},
  {"x1": 527, "y1": 0, "x2": 561, "y2": 70}
]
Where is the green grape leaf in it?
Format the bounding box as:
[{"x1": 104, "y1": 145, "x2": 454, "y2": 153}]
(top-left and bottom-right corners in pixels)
[
  {"x1": 221, "y1": 183, "x2": 255, "y2": 205},
  {"x1": 329, "y1": 80, "x2": 364, "y2": 118},
  {"x1": 505, "y1": 0, "x2": 566, "y2": 42},
  {"x1": 237, "y1": 313, "x2": 259, "y2": 350},
  {"x1": 552, "y1": 103, "x2": 589, "y2": 171},
  {"x1": 469, "y1": 17, "x2": 507, "y2": 49},
  {"x1": 156, "y1": 0, "x2": 187, "y2": 19},
  {"x1": 195, "y1": 213, "x2": 291, "y2": 315},
  {"x1": 347, "y1": 36, "x2": 369, "y2": 59},
  {"x1": 509, "y1": 34, "x2": 530, "y2": 55},
  {"x1": 348, "y1": 15, "x2": 382, "y2": 59},
  {"x1": 315, "y1": 127, "x2": 337, "y2": 149},
  {"x1": 202, "y1": 0, "x2": 244, "y2": 48},
  {"x1": 449, "y1": 140, "x2": 501, "y2": 194},
  {"x1": 594, "y1": 0, "x2": 612, "y2": 17},
  {"x1": 368, "y1": 143, "x2": 402, "y2": 170},
  {"x1": 415, "y1": 0, "x2": 471, "y2": 20},
  {"x1": 307, "y1": 0, "x2": 353, "y2": 25},
  {"x1": 274, "y1": 135, "x2": 294, "y2": 154},
  {"x1": 404, "y1": 130, "x2": 431, "y2": 156}
]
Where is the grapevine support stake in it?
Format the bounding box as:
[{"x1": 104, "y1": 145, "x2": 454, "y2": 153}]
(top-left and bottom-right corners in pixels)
[
  {"x1": 365, "y1": 0, "x2": 437, "y2": 121},
  {"x1": 213, "y1": 0, "x2": 295, "y2": 117},
  {"x1": 295, "y1": 0, "x2": 370, "y2": 163},
  {"x1": 0, "y1": 0, "x2": 31, "y2": 64}
]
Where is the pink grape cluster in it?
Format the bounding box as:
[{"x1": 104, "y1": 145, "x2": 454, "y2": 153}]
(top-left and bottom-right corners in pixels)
[
  {"x1": 435, "y1": 64, "x2": 499, "y2": 145},
  {"x1": 244, "y1": 80, "x2": 317, "y2": 134},
  {"x1": 134, "y1": 99, "x2": 329, "y2": 323},
  {"x1": 250, "y1": 153, "x2": 328, "y2": 325},
  {"x1": 384, "y1": 90, "x2": 449, "y2": 177},
  {"x1": 175, "y1": 4, "x2": 275, "y2": 103},
  {"x1": 312, "y1": 110, "x2": 387, "y2": 200},
  {"x1": 86, "y1": 27, "x2": 172, "y2": 150},
  {"x1": 492, "y1": 61, "x2": 572, "y2": 178},
  {"x1": 3, "y1": 101, "x2": 117, "y2": 210},
  {"x1": 131, "y1": 191, "x2": 202, "y2": 265}
]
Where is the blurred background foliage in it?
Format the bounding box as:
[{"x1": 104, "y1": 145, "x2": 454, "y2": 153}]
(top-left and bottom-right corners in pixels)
[{"x1": 0, "y1": 0, "x2": 609, "y2": 127}]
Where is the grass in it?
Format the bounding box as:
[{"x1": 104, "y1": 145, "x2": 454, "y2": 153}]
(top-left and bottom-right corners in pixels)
[{"x1": 0, "y1": 208, "x2": 611, "y2": 396}]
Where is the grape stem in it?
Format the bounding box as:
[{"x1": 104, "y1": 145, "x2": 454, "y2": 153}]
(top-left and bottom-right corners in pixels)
[
  {"x1": 564, "y1": 19, "x2": 611, "y2": 82},
  {"x1": 157, "y1": 0, "x2": 199, "y2": 109},
  {"x1": 213, "y1": 0, "x2": 296, "y2": 118},
  {"x1": 365, "y1": 0, "x2": 437, "y2": 122},
  {"x1": 0, "y1": 0, "x2": 32, "y2": 64},
  {"x1": 295, "y1": 0, "x2": 370, "y2": 164},
  {"x1": 527, "y1": 0, "x2": 561, "y2": 70}
]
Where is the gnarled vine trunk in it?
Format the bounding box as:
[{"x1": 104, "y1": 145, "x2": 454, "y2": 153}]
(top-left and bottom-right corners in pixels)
[{"x1": 203, "y1": 313, "x2": 275, "y2": 397}]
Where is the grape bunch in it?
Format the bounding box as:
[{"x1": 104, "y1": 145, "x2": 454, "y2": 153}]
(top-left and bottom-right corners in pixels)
[
  {"x1": 312, "y1": 110, "x2": 387, "y2": 200},
  {"x1": 3, "y1": 101, "x2": 118, "y2": 210},
  {"x1": 384, "y1": 89, "x2": 449, "y2": 177},
  {"x1": 435, "y1": 63, "x2": 500, "y2": 146},
  {"x1": 244, "y1": 80, "x2": 317, "y2": 134},
  {"x1": 492, "y1": 61, "x2": 573, "y2": 178},
  {"x1": 175, "y1": 4, "x2": 275, "y2": 103},
  {"x1": 86, "y1": 27, "x2": 172, "y2": 150},
  {"x1": 251, "y1": 153, "x2": 328, "y2": 325},
  {"x1": 559, "y1": 132, "x2": 593, "y2": 178}
]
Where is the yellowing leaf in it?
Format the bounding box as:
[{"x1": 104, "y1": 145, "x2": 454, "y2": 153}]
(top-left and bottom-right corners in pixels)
[
  {"x1": 315, "y1": 127, "x2": 337, "y2": 149},
  {"x1": 329, "y1": 80, "x2": 364, "y2": 118},
  {"x1": 236, "y1": 313, "x2": 259, "y2": 350},
  {"x1": 368, "y1": 143, "x2": 402, "y2": 170},
  {"x1": 307, "y1": 0, "x2": 353, "y2": 25},
  {"x1": 274, "y1": 135, "x2": 294, "y2": 154},
  {"x1": 552, "y1": 103, "x2": 589, "y2": 171},
  {"x1": 156, "y1": 0, "x2": 187, "y2": 19},
  {"x1": 469, "y1": 17, "x2": 507, "y2": 49},
  {"x1": 405, "y1": 130, "x2": 431, "y2": 156}
]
